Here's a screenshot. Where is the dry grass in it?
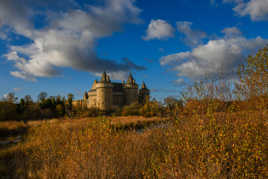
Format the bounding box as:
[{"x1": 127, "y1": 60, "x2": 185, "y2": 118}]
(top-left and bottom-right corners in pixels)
[
  {"x1": 0, "y1": 121, "x2": 27, "y2": 131},
  {"x1": 0, "y1": 111, "x2": 266, "y2": 178},
  {"x1": 109, "y1": 116, "x2": 168, "y2": 125}
]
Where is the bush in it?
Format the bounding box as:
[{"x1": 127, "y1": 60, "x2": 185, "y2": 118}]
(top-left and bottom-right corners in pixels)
[{"x1": 122, "y1": 102, "x2": 142, "y2": 116}]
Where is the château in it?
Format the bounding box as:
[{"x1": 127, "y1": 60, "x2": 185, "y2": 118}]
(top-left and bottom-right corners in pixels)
[{"x1": 80, "y1": 72, "x2": 150, "y2": 111}]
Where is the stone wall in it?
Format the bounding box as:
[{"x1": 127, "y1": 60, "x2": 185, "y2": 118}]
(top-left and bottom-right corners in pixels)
[
  {"x1": 124, "y1": 88, "x2": 138, "y2": 105},
  {"x1": 112, "y1": 93, "x2": 125, "y2": 108}
]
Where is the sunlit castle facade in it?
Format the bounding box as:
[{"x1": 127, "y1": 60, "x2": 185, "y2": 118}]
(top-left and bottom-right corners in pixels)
[{"x1": 82, "y1": 72, "x2": 150, "y2": 111}]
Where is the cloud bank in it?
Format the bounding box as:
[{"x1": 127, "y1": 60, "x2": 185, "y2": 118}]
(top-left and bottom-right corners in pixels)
[
  {"x1": 0, "y1": 0, "x2": 145, "y2": 81},
  {"x1": 160, "y1": 26, "x2": 268, "y2": 82}
]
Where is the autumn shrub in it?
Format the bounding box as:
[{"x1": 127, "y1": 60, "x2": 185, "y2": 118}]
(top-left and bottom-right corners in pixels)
[
  {"x1": 1, "y1": 118, "x2": 156, "y2": 178},
  {"x1": 111, "y1": 106, "x2": 122, "y2": 116},
  {"x1": 121, "y1": 102, "x2": 142, "y2": 116},
  {"x1": 1, "y1": 109, "x2": 267, "y2": 178},
  {"x1": 139, "y1": 100, "x2": 164, "y2": 117},
  {"x1": 143, "y1": 110, "x2": 267, "y2": 178},
  {"x1": 79, "y1": 107, "x2": 103, "y2": 117}
]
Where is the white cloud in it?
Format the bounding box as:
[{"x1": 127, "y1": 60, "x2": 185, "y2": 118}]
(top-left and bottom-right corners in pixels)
[
  {"x1": 143, "y1": 19, "x2": 174, "y2": 40},
  {"x1": 10, "y1": 71, "x2": 37, "y2": 82},
  {"x1": 1, "y1": 0, "x2": 145, "y2": 81},
  {"x1": 176, "y1": 21, "x2": 207, "y2": 47},
  {"x1": 224, "y1": 0, "x2": 268, "y2": 21},
  {"x1": 160, "y1": 29, "x2": 268, "y2": 81}
]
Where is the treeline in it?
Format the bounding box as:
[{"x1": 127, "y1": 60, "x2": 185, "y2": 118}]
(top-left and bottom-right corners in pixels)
[
  {"x1": 0, "y1": 89, "x2": 184, "y2": 121},
  {"x1": 1, "y1": 88, "x2": 267, "y2": 122},
  {"x1": 0, "y1": 92, "x2": 75, "y2": 121}
]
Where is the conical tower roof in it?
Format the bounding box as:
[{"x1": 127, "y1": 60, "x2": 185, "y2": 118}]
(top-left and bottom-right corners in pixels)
[
  {"x1": 127, "y1": 73, "x2": 134, "y2": 84},
  {"x1": 141, "y1": 81, "x2": 147, "y2": 89}
]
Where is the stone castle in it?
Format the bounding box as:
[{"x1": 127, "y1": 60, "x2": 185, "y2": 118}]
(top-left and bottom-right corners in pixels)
[{"x1": 81, "y1": 72, "x2": 150, "y2": 111}]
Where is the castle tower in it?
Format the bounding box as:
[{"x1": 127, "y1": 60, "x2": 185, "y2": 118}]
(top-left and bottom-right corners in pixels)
[
  {"x1": 139, "y1": 81, "x2": 150, "y2": 104},
  {"x1": 96, "y1": 72, "x2": 113, "y2": 110},
  {"x1": 124, "y1": 73, "x2": 138, "y2": 105}
]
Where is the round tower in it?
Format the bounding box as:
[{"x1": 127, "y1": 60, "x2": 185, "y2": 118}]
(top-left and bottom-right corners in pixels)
[{"x1": 96, "y1": 72, "x2": 113, "y2": 111}]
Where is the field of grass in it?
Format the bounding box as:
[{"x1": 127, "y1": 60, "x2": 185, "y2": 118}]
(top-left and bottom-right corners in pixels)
[{"x1": 0, "y1": 111, "x2": 267, "y2": 178}]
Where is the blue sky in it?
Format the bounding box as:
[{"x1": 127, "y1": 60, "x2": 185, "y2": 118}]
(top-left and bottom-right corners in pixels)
[{"x1": 0, "y1": 0, "x2": 268, "y2": 101}]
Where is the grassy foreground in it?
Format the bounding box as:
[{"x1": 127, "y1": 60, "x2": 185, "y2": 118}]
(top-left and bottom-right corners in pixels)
[{"x1": 0, "y1": 112, "x2": 267, "y2": 179}]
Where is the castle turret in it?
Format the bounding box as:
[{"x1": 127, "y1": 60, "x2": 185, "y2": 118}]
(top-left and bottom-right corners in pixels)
[
  {"x1": 96, "y1": 72, "x2": 113, "y2": 110},
  {"x1": 100, "y1": 71, "x2": 109, "y2": 83},
  {"x1": 139, "y1": 81, "x2": 150, "y2": 104},
  {"x1": 124, "y1": 73, "x2": 138, "y2": 105},
  {"x1": 127, "y1": 73, "x2": 134, "y2": 84},
  {"x1": 141, "y1": 81, "x2": 147, "y2": 89},
  {"x1": 125, "y1": 73, "x2": 138, "y2": 88}
]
